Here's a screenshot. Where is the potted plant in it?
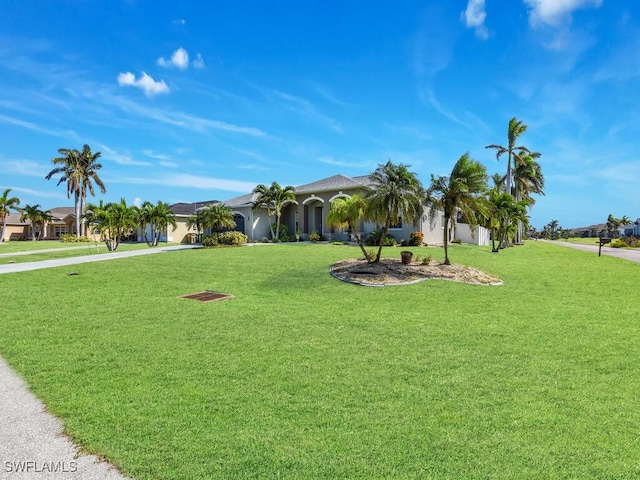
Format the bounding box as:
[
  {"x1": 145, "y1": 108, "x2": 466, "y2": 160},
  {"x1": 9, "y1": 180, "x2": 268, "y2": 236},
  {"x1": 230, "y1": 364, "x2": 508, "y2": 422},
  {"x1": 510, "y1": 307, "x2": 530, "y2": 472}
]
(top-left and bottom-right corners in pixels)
[
  {"x1": 295, "y1": 229, "x2": 302, "y2": 242},
  {"x1": 401, "y1": 250, "x2": 413, "y2": 265}
]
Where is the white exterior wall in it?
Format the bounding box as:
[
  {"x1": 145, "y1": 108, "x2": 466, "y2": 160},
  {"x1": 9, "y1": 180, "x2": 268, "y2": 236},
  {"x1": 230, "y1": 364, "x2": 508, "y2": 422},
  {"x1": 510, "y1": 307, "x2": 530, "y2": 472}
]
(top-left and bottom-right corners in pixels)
[{"x1": 455, "y1": 223, "x2": 490, "y2": 246}]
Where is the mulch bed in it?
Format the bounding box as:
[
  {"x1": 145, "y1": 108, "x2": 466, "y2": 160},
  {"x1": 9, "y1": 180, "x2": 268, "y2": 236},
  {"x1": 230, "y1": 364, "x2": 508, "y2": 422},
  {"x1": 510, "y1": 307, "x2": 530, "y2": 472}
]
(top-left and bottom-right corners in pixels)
[{"x1": 330, "y1": 258, "x2": 502, "y2": 286}]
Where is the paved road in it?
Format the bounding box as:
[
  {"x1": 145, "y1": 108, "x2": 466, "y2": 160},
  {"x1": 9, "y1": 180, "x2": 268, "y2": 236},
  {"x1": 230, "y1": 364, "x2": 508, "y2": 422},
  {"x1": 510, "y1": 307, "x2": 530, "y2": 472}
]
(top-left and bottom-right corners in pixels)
[
  {"x1": 549, "y1": 241, "x2": 640, "y2": 263},
  {"x1": 0, "y1": 244, "x2": 200, "y2": 274}
]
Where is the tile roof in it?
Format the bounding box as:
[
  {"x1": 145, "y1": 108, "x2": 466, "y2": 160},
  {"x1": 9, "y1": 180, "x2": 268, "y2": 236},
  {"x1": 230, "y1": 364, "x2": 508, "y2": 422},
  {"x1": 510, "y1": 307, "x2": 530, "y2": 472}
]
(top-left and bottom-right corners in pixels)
[
  {"x1": 169, "y1": 200, "x2": 219, "y2": 216},
  {"x1": 294, "y1": 174, "x2": 373, "y2": 194}
]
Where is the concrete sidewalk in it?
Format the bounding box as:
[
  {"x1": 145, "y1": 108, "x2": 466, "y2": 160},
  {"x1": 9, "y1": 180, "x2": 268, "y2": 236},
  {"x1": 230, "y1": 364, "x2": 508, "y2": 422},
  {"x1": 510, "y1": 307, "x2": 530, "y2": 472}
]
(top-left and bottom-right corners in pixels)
[{"x1": 0, "y1": 244, "x2": 200, "y2": 275}]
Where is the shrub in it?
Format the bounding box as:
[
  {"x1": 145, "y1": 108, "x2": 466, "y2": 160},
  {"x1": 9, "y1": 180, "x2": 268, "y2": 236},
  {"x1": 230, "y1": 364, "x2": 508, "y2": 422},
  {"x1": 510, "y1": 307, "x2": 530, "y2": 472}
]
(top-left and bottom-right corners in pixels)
[
  {"x1": 201, "y1": 235, "x2": 217, "y2": 247},
  {"x1": 309, "y1": 231, "x2": 321, "y2": 242},
  {"x1": 409, "y1": 231, "x2": 424, "y2": 246},
  {"x1": 451, "y1": 238, "x2": 462, "y2": 244},
  {"x1": 623, "y1": 236, "x2": 639, "y2": 248},
  {"x1": 59, "y1": 234, "x2": 92, "y2": 243},
  {"x1": 218, "y1": 231, "x2": 248, "y2": 245},
  {"x1": 416, "y1": 253, "x2": 432, "y2": 265},
  {"x1": 610, "y1": 239, "x2": 628, "y2": 248},
  {"x1": 365, "y1": 228, "x2": 396, "y2": 246},
  {"x1": 330, "y1": 241, "x2": 344, "y2": 246},
  {"x1": 400, "y1": 239, "x2": 408, "y2": 247},
  {"x1": 202, "y1": 231, "x2": 248, "y2": 247},
  {"x1": 365, "y1": 248, "x2": 376, "y2": 262}
]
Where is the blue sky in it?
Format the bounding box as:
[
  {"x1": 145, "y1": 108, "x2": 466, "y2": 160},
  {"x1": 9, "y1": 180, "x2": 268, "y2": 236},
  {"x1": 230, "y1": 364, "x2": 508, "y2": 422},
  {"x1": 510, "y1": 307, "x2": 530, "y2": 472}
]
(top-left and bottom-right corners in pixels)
[{"x1": 1, "y1": 0, "x2": 638, "y2": 229}]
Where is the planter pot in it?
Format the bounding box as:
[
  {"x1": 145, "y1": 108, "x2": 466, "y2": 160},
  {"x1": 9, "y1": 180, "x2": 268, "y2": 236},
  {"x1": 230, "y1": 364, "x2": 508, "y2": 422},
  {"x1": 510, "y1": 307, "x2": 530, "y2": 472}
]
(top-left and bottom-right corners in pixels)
[{"x1": 401, "y1": 251, "x2": 413, "y2": 265}]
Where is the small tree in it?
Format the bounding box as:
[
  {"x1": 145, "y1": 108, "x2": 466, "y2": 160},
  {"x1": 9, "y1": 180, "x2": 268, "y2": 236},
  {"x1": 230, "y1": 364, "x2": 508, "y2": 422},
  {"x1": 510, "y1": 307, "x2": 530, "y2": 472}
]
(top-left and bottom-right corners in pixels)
[
  {"x1": 20, "y1": 204, "x2": 52, "y2": 241},
  {"x1": 0, "y1": 188, "x2": 21, "y2": 242},
  {"x1": 365, "y1": 161, "x2": 424, "y2": 263},
  {"x1": 137, "y1": 201, "x2": 177, "y2": 247},
  {"x1": 426, "y1": 152, "x2": 488, "y2": 264},
  {"x1": 327, "y1": 194, "x2": 370, "y2": 261},
  {"x1": 201, "y1": 204, "x2": 236, "y2": 243},
  {"x1": 85, "y1": 199, "x2": 137, "y2": 251},
  {"x1": 252, "y1": 182, "x2": 295, "y2": 241}
]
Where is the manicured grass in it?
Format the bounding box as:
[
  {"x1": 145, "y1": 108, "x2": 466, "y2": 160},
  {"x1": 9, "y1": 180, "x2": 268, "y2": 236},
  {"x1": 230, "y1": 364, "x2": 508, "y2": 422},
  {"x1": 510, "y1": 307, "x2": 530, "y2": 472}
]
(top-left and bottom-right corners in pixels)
[
  {"x1": 1, "y1": 242, "x2": 639, "y2": 479},
  {"x1": 0, "y1": 239, "x2": 92, "y2": 253}
]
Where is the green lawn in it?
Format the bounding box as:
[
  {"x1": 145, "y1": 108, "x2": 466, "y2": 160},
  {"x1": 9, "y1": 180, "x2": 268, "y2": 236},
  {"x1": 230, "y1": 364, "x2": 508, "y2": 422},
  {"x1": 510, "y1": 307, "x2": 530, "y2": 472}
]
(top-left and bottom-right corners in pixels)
[{"x1": 1, "y1": 242, "x2": 639, "y2": 479}]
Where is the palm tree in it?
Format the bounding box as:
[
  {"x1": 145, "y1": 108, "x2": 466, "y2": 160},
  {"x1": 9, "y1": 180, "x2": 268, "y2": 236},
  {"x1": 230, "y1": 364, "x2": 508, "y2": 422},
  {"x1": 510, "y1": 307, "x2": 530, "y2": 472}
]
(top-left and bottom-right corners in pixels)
[
  {"x1": 326, "y1": 194, "x2": 370, "y2": 261},
  {"x1": 365, "y1": 161, "x2": 424, "y2": 263},
  {"x1": 137, "y1": 201, "x2": 177, "y2": 247},
  {"x1": 46, "y1": 145, "x2": 106, "y2": 238},
  {"x1": 426, "y1": 152, "x2": 489, "y2": 265},
  {"x1": 78, "y1": 144, "x2": 106, "y2": 237},
  {"x1": 486, "y1": 117, "x2": 530, "y2": 198},
  {"x1": 252, "y1": 181, "x2": 296, "y2": 240},
  {"x1": 201, "y1": 204, "x2": 236, "y2": 242},
  {"x1": 512, "y1": 151, "x2": 544, "y2": 243},
  {"x1": 20, "y1": 204, "x2": 51, "y2": 241},
  {"x1": 46, "y1": 147, "x2": 82, "y2": 237},
  {"x1": 85, "y1": 199, "x2": 137, "y2": 251},
  {"x1": 0, "y1": 188, "x2": 21, "y2": 242},
  {"x1": 486, "y1": 190, "x2": 529, "y2": 251},
  {"x1": 186, "y1": 210, "x2": 205, "y2": 236}
]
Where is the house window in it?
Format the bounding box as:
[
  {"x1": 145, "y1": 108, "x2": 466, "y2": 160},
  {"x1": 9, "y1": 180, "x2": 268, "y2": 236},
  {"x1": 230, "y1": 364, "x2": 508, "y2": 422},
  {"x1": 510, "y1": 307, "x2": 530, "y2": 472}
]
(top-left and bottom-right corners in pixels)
[
  {"x1": 389, "y1": 217, "x2": 402, "y2": 229},
  {"x1": 54, "y1": 226, "x2": 68, "y2": 238}
]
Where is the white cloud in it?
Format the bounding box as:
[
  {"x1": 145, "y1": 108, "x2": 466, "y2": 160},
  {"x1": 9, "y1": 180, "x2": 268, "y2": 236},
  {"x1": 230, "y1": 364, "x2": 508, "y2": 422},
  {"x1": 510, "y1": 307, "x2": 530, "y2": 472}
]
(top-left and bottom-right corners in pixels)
[
  {"x1": 172, "y1": 18, "x2": 186, "y2": 26},
  {"x1": 317, "y1": 156, "x2": 375, "y2": 169},
  {"x1": 524, "y1": 0, "x2": 602, "y2": 27},
  {"x1": 117, "y1": 72, "x2": 169, "y2": 97},
  {"x1": 98, "y1": 144, "x2": 151, "y2": 166},
  {"x1": 157, "y1": 47, "x2": 189, "y2": 70},
  {"x1": 461, "y1": 0, "x2": 488, "y2": 39},
  {"x1": 133, "y1": 197, "x2": 142, "y2": 208},
  {"x1": 193, "y1": 53, "x2": 205, "y2": 69}
]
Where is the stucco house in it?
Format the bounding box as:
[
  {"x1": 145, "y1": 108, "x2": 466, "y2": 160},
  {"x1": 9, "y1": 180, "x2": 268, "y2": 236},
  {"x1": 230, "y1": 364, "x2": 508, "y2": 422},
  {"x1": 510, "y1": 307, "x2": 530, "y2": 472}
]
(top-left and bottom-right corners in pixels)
[
  {"x1": 0, "y1": 207, "x2": 82, "y2": 241},
  {"x1": 171, "y1": 173, "x2": 489, "y2": 247}
]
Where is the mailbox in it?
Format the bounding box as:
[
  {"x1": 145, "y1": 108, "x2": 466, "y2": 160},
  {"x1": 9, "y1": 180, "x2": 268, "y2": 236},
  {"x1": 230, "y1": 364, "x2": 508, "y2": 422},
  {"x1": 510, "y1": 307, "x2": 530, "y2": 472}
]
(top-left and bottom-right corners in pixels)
[{"x1": 597, "y1": 237, "x2": 611, "y2": 256}]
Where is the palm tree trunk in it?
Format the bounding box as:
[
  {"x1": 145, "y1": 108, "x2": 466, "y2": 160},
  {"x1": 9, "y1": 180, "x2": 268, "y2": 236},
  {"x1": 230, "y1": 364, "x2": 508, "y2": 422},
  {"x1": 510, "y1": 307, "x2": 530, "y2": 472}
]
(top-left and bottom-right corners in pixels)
[
  {"x1": 351, "y1": 224, "x2": 370, "y2": 262},
  {"x1": 74, "y1": 191, "x2": 81, "y2": 238},
  {"x1": 443, "y1": 217, "x2": 451, "y2": 265},
  {"x1": 375, "y1": 222, "x2": 390, "y2": 263}
]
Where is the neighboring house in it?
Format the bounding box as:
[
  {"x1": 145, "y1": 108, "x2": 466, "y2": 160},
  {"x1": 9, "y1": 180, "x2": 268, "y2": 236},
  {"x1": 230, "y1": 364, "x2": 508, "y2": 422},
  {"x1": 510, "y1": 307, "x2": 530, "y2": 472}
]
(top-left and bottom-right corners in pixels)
[
  {"x1": 173, "y1": 173, "x2": 489, "y2": 246},
  {"x1": 570, "y1": 224, "x2": 606, "y2": 238},
  {"x1": 166, "y1": 200, "x2": 219, "y2": 243},
  {"x1": 0, "y1": 207, "x2": 80, "y2": 241},
  {"x1": 1, "y1": 213, "x2": 29, "y2": 241}
]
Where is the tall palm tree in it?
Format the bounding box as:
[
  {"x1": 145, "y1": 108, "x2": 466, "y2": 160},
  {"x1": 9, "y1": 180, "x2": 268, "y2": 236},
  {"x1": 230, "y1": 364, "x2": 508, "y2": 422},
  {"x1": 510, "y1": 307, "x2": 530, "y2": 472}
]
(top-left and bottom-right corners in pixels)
[
  {"x1": 201, "y1": 204, "x2": 236, "y2": 242},
  {"x1": 426, "y1": 152, "x2": 489, "y2": 265},
  {"x1": 46, "y1": 145, "x2": 106, "y2": 238},
  {"x1": 78, "y1": 144, "x2": 106, "y2": 237},
  {"x1": 326, "y1": 194, "x2": 370, "y2": 261},
  {"x1": 0, "y1": 188, "x2": 21, "y2": 242},
  {"x1": 252, "y1": 181, "x2": 296, "y2": 240},
  {"x1": 20, "y1": 204, "x2": 51, "y2": 241},
  {"x1": 365, "y1": 161, "x2": 424, "y2": 263},
  {"x1": 486, "y1": 117, "x2": 530, "y2": 197}
]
